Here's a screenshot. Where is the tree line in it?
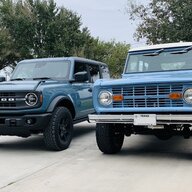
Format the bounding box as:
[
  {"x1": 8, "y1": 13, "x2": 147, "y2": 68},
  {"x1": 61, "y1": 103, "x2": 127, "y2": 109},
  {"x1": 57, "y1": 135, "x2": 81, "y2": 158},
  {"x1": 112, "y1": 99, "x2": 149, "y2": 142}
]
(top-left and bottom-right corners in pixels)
[
  {"x1": 127, "y1": 0, "x2": 192, "y2": 44},
  {"x1": 2, "y1": 0, "x2": 188, "y2": 78},
  {"x1": 0, "y1": 0, "x2": 130, "y2": 78}
]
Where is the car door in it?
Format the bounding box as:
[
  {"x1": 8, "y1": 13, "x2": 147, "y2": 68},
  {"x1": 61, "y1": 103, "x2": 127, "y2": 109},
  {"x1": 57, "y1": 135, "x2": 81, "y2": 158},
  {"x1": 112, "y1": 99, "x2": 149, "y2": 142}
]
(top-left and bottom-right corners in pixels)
[{"x1": 71, "y1": 61, "x2": 93, "y2": 119}]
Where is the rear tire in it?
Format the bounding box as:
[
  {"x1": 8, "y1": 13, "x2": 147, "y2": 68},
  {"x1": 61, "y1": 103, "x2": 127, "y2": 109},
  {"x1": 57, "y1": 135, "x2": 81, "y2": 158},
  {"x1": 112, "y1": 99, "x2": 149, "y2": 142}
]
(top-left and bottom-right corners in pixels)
[
  {"x1": 44, "y1": 107, "x2": 73, "y2": 151},
  {"x1": 96, "y1": 123, "x2": 124, "y2": 154}
]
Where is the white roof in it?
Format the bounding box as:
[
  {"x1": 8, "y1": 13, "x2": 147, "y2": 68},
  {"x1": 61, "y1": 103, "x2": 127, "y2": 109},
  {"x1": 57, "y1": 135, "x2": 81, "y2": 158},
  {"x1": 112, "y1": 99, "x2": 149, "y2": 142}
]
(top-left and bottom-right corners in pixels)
[{"x1": 129, "y1": 42, "x2": 192, "y2": 52}]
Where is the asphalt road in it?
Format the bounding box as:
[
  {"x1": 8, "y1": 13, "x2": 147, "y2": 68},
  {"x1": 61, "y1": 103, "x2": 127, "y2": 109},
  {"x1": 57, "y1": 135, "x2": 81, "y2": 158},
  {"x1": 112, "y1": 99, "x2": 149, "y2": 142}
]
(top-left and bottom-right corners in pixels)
[{"x1": 0, "y1": 122, "x2": 192, "y2": 192}]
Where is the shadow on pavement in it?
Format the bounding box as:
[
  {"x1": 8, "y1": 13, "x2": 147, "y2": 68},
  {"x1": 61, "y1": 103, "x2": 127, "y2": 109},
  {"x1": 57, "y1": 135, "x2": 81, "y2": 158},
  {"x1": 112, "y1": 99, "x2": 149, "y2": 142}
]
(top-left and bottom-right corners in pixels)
[
  {"x1": 73, "y1": 122, "x2": 95, "y2": 138},
  {"x1": 119, "y1": 135, "x2": 192, "y2": 160},
  {"x1": 0, "y1": 136, "x2": 46, "y2": 151},
  {"x1": 0, "y1": 122, "x2": 95, "y2": 151}
]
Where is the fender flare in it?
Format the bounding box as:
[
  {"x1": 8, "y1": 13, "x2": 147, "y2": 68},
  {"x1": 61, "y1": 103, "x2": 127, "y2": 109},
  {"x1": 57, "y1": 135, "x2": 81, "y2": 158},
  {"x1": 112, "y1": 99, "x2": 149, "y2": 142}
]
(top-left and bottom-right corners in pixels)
[{"x1": 46, "y1": 96, "x2": 75, "y2": 114}]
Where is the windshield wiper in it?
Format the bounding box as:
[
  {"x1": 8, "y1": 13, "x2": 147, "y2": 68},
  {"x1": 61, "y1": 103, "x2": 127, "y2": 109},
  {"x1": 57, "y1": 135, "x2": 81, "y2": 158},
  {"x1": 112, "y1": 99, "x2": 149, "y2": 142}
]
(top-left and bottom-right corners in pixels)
[
  {"x1": 10, "y1": 78, "x2": 26, "y2": 81},
  {"x1": 143, "y1": 49, "x2": 164, "y2": 56},
  {"x1": 33, "y1": 77, "x2": 52, "y2": 80},
  {"x1": 171, "y1": 46, "x2": 192, "y2": 54}
]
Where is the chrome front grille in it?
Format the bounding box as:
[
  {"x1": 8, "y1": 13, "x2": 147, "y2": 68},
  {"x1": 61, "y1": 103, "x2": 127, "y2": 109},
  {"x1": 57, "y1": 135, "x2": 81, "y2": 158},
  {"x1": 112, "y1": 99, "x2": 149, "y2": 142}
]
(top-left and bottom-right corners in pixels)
[{"x1": 112, "y1": 84, "x2": 184, "y2": 108}]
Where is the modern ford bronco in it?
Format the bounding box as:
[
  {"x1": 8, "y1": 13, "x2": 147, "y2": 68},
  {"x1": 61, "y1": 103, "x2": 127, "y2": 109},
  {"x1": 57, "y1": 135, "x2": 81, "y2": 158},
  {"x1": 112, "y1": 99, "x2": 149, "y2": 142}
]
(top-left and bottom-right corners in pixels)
[
  {"x1": 0, "y1": 57, "x2": 109, "y2": 151},
  {"x1": 89, "y1": 42, "x2": 192, "y2": 154}
]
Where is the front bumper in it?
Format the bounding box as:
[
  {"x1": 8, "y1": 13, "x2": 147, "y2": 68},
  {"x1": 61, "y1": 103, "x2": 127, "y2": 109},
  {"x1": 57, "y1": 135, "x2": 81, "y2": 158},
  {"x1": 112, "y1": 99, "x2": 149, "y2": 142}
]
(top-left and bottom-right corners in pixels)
[
  {"x1": 0, "y1": 113, "x2": 52, "y2": 136},
  {"x1": 88, "y1": 114, "x2": 192, "y2": 125}
]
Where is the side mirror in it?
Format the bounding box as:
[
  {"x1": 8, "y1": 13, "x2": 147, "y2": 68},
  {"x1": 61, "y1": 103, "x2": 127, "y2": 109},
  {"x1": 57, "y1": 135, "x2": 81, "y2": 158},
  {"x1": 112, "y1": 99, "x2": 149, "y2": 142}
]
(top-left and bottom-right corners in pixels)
[
  {"x1": 74, "y1": 71, "x2": 88, "y2": 82},
  {"x1": 0, "y1": 76, "x2": 6, "y2": 82}
]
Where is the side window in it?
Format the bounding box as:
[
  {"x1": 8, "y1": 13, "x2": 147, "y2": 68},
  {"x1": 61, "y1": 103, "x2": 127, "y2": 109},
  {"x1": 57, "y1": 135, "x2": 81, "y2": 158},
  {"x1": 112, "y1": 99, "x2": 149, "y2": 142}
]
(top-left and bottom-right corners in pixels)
[
  {"x1": 73, "y1": 61, "x2": 89, "y2": 82},
  {"x1": 100, "y1": 65, "x2": 110, "y2": 79},
  {"x1": 74, "y1": 62, "x2": 87, "y2": 74},
  {"x1": 88, "y1": 64, "x2": 100, "y2": 83}
]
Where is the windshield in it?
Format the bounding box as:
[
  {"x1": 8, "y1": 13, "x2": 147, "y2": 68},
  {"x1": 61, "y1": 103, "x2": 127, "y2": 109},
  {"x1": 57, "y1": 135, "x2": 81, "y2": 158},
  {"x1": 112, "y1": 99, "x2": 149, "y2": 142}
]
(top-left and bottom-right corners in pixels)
[
  {"x1": 11, "y1": 60, "x2": 71, "y2": 80},
  {"x1": 125, "y1": 48, "x2": 192, "y2": 73}
]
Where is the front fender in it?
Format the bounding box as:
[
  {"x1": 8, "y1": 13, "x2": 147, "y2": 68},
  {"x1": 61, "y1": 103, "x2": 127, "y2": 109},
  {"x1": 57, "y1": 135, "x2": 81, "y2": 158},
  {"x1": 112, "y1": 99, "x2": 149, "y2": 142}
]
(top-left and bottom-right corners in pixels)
[{"x1": 46, "y1": 96, "x2": 75, "y2": 113}]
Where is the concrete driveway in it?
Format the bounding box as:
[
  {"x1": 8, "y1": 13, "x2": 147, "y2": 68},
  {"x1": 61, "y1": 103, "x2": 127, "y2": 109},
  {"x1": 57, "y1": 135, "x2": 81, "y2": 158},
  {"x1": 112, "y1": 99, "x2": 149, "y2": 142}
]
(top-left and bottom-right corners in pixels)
[{"x1": 0, "y1": 122, "x2": 192, "y2": 192}]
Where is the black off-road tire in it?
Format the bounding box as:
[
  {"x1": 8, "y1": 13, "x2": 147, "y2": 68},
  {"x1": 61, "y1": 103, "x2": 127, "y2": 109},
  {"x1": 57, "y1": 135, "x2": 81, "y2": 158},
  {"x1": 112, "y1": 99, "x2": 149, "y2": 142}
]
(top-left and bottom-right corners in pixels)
[
  {"x1": 44, "y1": 107, "x2": 73, "y2": 151},
  {"x1": 96, "y1": 123, "x2": 124, "y2": 154}
]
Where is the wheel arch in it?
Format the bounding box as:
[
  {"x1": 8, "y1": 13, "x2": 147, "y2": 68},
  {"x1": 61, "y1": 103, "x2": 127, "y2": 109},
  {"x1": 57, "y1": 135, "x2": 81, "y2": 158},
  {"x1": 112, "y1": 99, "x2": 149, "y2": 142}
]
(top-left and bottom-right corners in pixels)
[{"x1": 47, "y1": 96, "x2": 76, "y2": 119}]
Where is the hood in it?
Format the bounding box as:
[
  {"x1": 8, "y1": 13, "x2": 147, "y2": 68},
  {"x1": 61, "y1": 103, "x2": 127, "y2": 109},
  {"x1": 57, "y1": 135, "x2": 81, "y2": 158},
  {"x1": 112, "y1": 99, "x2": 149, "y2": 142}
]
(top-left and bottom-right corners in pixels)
[
  {"x1": 0, "y1": 80, "x2": 68, "y2": 91},
  {"x1": 0, "y1": 80, "x2": 42, "y2": 91},
  {"x1": 101, "y1": 70, "x2": 192, "y2": 87}
]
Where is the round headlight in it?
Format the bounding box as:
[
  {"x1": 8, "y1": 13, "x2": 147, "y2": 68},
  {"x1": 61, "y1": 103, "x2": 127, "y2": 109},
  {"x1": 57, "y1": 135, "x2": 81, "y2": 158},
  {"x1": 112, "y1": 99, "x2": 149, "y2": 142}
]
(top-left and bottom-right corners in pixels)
[
  {"x1": 25, "y1": 93, "x2": 38, "y2": 106},
  {"x1": 98, "y1": 91, "x2": 112, "y2": 106},
  {"x1": 184, "y1": 89, "x2": 192, "y2": 104}
]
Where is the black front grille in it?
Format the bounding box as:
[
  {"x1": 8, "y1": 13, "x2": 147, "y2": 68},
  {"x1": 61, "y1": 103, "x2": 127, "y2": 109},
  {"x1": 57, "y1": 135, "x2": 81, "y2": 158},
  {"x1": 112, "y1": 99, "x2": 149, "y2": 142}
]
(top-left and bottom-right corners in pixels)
[
  {"x1": 112, "y1": 84, "x2": 184, "y2": 108},
  {"x1": 0, "y1": 92, "x2": 16, "y2": 97},
  {"x1": 0, "y1": 103, "x2": 16, "y2": 107},
  {"x1": 0, "y1": 92, "x2": 25, "y2": 109}
]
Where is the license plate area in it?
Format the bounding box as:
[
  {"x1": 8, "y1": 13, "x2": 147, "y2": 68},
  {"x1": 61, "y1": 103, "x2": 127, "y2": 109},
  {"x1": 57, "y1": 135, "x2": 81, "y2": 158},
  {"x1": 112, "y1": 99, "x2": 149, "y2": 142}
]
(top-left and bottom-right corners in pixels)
[{"x1": 134, "y1": 114, "x2": 156, "y2": 126}]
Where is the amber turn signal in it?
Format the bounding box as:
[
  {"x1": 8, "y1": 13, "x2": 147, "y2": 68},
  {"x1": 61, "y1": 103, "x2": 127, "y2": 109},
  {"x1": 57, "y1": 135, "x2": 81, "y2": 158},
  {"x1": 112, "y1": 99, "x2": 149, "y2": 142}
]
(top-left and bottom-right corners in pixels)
[
  {"x1": 113, "y1": 95, "x2": 124, "y2": 102},
  {"x1": 169, "y1": 92, "x2": 182, "y2": 100},
  {"x1": 40, "y1": 94, "x2": 43, "y2": 103}
]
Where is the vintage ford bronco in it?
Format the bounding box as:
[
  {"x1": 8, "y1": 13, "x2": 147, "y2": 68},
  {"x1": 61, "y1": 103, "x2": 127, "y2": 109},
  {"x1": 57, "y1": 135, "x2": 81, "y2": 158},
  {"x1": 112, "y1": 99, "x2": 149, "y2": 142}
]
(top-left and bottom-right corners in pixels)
[
  {"x1": 0, "y1": 57, "x2": 109, "y2": 151},
  {"x1": 89, "y1": 42, "x2": 192, "y2": 154}
]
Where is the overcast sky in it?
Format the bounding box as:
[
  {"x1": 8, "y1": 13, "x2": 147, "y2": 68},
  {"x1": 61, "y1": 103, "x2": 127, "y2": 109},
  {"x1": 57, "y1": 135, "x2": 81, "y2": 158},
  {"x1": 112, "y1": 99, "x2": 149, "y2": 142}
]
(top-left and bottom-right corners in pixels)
[{"x1": 54, "y1": 0, "x2": 147, "y2": 47}]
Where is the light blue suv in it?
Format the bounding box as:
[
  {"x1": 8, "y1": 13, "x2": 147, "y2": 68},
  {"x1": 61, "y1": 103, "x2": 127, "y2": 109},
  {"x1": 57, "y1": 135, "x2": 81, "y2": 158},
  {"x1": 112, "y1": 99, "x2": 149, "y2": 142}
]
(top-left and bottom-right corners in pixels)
[
  {"x1": 0, "y1": 57, "x2": 109, "y2": 151},
  {"x1": 89, "y1": 42, "x2": 192, "y2": 154}
]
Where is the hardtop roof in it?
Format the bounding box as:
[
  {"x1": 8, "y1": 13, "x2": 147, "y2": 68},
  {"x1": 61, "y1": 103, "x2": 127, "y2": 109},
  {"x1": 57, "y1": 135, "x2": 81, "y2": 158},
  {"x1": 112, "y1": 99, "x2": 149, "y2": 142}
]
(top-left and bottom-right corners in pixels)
[
  {"x1": 19, "y1": 57, "x2": 107, "y2": 66},
  {"x1": 129, "y1": 42, "x2": 192, "y2": 52}
]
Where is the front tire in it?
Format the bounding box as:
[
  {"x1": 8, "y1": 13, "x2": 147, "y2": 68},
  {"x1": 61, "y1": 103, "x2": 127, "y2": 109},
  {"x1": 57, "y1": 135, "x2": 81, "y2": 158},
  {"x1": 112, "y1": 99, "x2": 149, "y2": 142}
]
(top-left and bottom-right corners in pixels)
[
  {"x1": 44, "y1": 107, "x2": 73, "y2": 151},
  {"x1": 96, "y1": 123, "x2": 124, "y2": 154}
]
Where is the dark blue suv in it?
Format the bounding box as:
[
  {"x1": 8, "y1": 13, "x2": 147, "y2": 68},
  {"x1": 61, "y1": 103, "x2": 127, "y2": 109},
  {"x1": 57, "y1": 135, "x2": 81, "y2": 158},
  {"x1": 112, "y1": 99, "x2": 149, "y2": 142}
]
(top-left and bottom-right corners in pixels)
[{"x1": 0, "y1": 57, "x2": 109, "y2": 150}]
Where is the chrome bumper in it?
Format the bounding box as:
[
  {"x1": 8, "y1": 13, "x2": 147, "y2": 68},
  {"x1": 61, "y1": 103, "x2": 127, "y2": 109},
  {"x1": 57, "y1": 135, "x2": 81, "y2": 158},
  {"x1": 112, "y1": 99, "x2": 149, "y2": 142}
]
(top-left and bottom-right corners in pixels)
[{"x1": 88, "y1": 114, "x2": 192, "y2": 125}]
